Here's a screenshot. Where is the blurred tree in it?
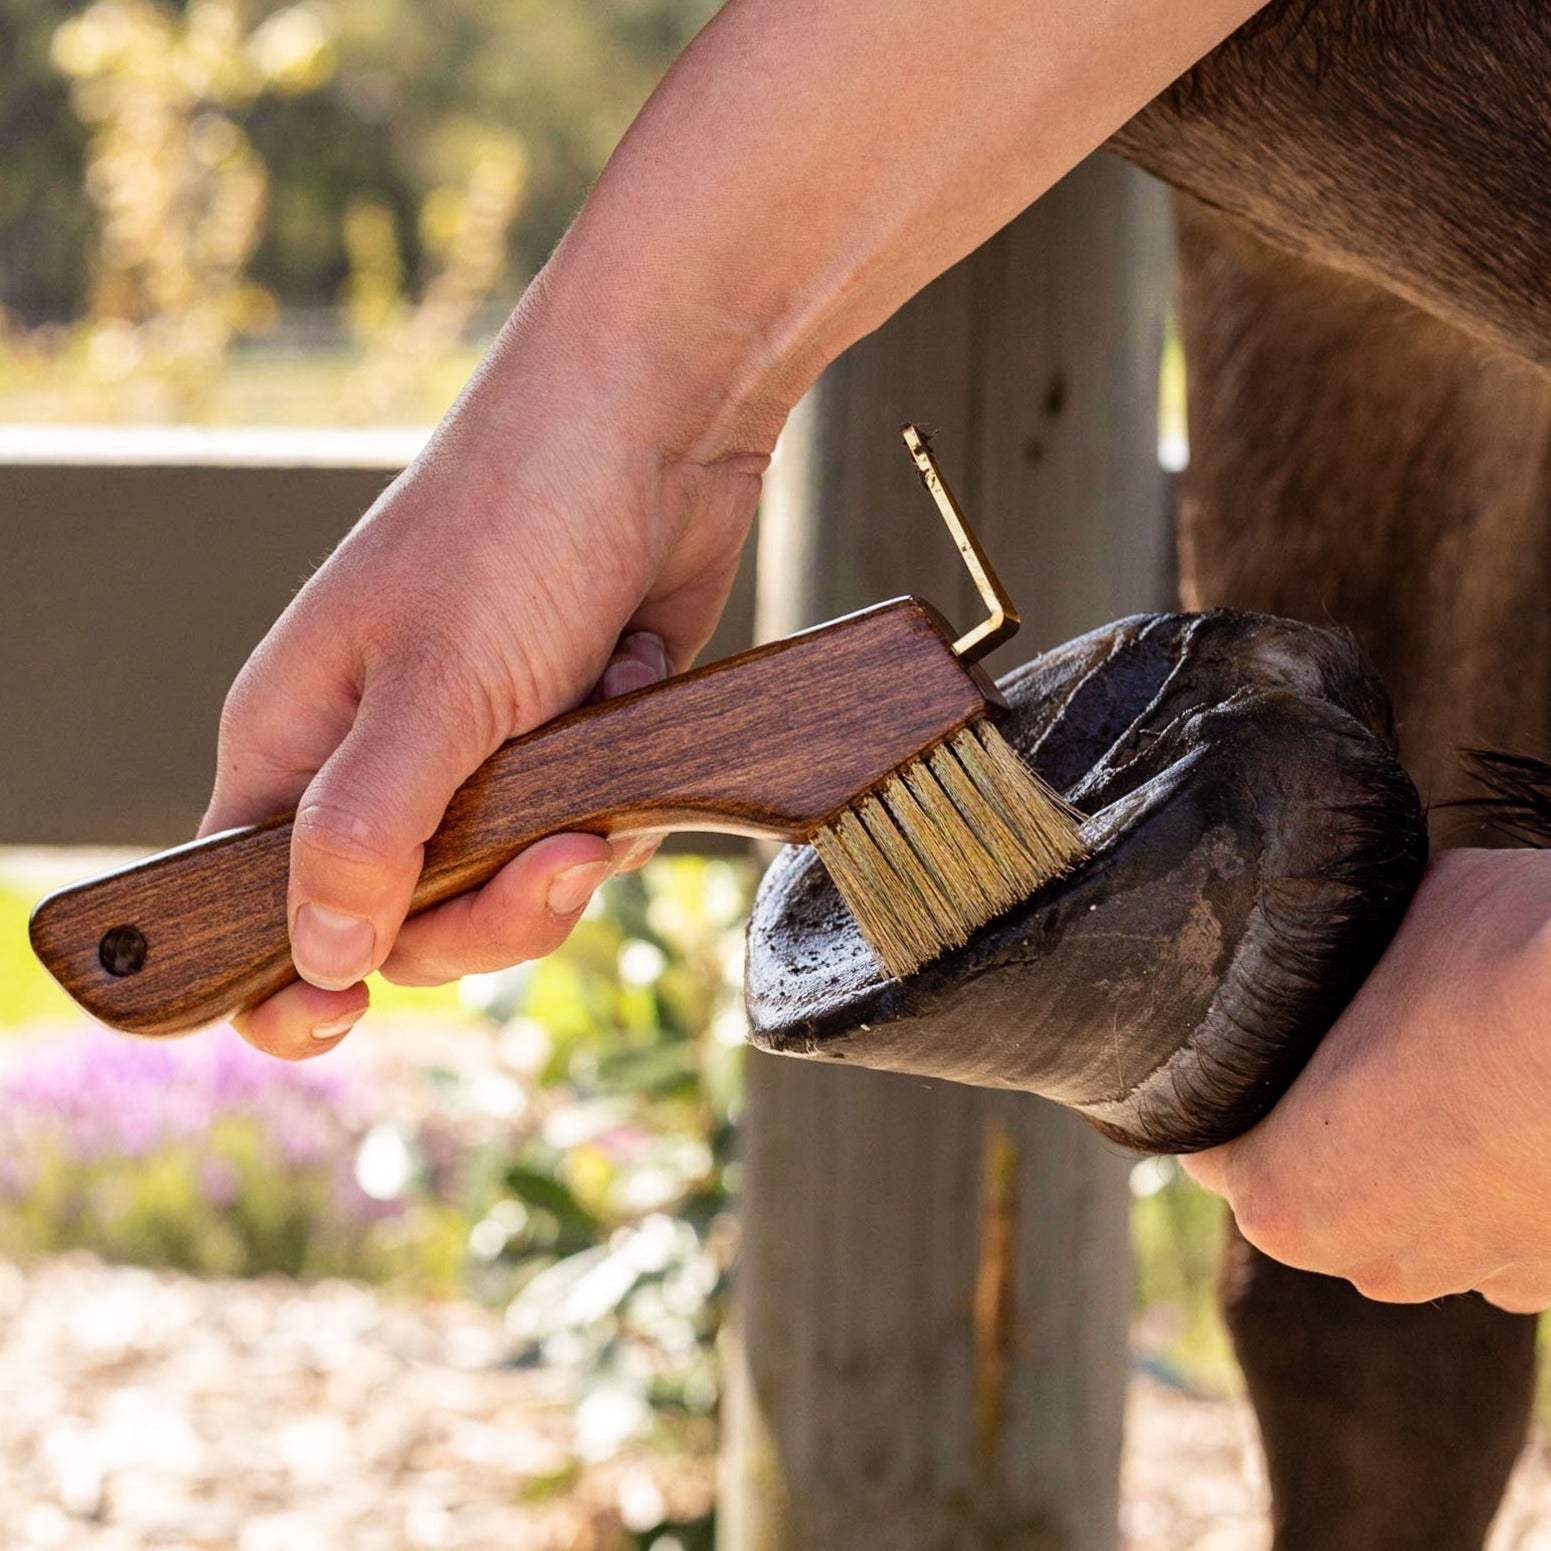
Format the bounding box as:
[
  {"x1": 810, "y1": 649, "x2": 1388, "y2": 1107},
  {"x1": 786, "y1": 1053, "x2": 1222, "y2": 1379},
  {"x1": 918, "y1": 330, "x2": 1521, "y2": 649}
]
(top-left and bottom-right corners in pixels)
[
  {"x1": 0, "y1": 0, "x2": 719, "y2": 324},
  {"x1": 50, "y1": 0, "x2": 335, "y2": 415},
  {"x1": 342, "y1": 138, "x2": 528, "y2": 420},
  {"x1": 0, "y1": 0, "x2": 92, "y2": 322}
]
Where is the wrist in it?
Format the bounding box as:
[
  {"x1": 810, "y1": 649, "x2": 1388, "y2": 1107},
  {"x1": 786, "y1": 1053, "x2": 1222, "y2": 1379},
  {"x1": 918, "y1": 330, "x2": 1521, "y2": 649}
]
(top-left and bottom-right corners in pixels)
[
  {"x1": 509, "y1": 229, "x2": 802, "y2": 471},
  {"x1": 415, "y1": 293, "x2": 762, "y2": 646},
  {"x1": 422, "y1": 255, "x2": 779, "y2": 630}
]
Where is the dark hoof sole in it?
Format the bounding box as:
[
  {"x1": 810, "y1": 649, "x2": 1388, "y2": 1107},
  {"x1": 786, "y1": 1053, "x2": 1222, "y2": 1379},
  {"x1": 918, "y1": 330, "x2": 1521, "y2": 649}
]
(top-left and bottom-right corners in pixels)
[{"x1": 744, "y1": 610, "x2": 1427, "y2": 1153}]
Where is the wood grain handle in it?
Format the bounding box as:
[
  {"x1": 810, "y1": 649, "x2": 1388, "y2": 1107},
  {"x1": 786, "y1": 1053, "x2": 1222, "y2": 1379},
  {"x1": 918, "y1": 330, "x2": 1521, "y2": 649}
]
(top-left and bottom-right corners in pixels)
[{"x1": 31, "y1": 597, "x2": 994, "y2": 1037}]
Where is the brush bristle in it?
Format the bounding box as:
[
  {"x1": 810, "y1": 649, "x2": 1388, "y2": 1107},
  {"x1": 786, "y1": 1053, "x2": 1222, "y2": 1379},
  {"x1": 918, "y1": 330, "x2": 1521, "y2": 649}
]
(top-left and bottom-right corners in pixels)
[{"x1": 810, "y1": 719, "x2": 1087, "y2": 979}]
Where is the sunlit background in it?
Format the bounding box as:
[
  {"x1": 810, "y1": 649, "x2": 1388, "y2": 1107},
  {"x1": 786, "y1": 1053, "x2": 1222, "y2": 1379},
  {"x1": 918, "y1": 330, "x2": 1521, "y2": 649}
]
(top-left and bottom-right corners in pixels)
[
  {"x1": 0, "y1": 849, "x2": 746, "y2": 1548},
  {"x1": 0, "y1": 6, "x2": 762, "y2": 1542},
  {"x1": 0, "y1": 0, "x2": 715, "y2": 426},
  {"x1": 4, "y1": 3, "x2": 1546, "y2": 1550}
]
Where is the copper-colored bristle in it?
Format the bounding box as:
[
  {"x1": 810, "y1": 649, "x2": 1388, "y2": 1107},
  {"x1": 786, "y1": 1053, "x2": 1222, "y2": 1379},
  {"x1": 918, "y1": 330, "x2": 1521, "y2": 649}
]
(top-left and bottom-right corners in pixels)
[{"x1": 810, "y1": 719, "x2": 1086, "y2": 980}]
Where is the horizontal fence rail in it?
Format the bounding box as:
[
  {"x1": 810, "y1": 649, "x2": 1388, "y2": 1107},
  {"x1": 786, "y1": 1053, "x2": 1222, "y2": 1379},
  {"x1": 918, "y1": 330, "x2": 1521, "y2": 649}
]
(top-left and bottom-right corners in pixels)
[{"x1": 0, "y1": 431, "x2": 757, "y2": 846}]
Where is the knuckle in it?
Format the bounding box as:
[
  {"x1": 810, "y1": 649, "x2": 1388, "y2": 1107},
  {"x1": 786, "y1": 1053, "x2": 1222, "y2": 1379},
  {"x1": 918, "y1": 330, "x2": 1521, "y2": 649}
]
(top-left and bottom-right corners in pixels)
[
  {"x1": 216, "y1": 662, "x2": 267, "y2": 758},
  {"x1": 293, "y1": 797, "x2": 404, "y2": 872},
  {"x1": 415, "y1": 656, "x2": 506, "y2": 752},
  {"x1": 355, "y1": 588, "x2": 429, "y2": 667},
  {"x1": 1348, "y1": 1262, "x2": 1421, "y2": 1304},
  {"x1": 378, "y1": 957, "x2": 448, "y2": 990},
  {"x1": 371, "y1": 623, "x2": 530, "y2": 763},
  {"x1": 363, "y1": 587, "x2": 462, "y2": 672}
]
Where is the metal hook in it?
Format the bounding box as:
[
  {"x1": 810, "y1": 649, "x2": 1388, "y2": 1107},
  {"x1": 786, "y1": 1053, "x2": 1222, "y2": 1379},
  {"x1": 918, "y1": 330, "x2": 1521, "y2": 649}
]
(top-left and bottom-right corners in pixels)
[{"x1": 901, "y1": 424, "x2": 1020, "y2": 662}]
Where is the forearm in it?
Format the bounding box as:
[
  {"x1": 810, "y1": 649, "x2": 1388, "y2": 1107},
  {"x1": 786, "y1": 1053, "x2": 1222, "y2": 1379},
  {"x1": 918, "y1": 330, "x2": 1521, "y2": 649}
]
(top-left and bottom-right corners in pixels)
[{"x1": 509, "y1": 0, "x2": 1265, "y2": 463}]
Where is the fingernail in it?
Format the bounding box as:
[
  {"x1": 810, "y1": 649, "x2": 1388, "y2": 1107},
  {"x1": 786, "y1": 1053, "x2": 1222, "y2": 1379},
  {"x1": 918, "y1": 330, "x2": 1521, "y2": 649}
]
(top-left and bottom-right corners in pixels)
[
  {"x1": 311, "y1": 1010, "x2": 363, "y2": 1042},
  {"x1": 613, "y1": 835, "x2": 661, "y2": 871},
  {"x1": 292, "y1": 904, "x2": 376, "y2": 990},
  {"x1": 599, "y1": 657, "x2": 660, "y2": 700},
  {"x1": 546, "y1": 859, "x2": 613, "y2": 917},
  {"x1": 626, "y1": 631, "x2": 669, "y2": 679}
]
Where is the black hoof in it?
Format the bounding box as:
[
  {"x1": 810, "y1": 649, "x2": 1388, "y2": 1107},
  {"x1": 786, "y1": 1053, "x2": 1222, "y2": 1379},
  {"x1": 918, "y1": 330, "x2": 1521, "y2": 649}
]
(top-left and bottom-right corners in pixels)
[{"x1": 744, "y1": 610, "x2": 1428, "y2": 1153}]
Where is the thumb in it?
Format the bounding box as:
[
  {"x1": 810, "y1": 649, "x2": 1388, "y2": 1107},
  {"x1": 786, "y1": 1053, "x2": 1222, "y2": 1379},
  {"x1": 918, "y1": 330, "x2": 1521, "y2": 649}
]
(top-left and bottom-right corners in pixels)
[{"x1": 287, "y1": 676, "x2": 498, "y2": 991}]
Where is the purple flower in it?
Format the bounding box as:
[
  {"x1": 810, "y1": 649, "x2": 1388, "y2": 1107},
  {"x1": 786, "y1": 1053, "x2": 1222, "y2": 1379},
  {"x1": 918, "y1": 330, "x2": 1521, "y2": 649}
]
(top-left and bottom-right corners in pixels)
[{"x1": 0, "y1": 1026, "x2": 376, "y2": 1202}]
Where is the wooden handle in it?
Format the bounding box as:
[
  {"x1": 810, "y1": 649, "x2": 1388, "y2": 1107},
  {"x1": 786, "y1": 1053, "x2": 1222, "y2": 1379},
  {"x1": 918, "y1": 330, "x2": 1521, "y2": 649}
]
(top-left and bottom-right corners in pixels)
[{"x1": 31, "y1": 598, "x2": 994, "y2": 1037}]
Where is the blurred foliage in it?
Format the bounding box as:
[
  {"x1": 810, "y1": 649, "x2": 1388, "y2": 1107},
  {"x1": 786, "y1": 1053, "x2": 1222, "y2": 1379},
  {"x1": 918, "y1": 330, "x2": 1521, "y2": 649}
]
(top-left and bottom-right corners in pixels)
[
  {"x1": 29, "y1": 0, "x2": 330, "y2": 417},
  {"x1": 340, "y1": 137, "x2": 527, "y2": 421},
  {"x1": 1129, "y1": 1154, "x2": 1238, "y2": 1395},
  {"x1": 0, "y1": 0, "x2": 717, "y2": 324},
  {"x1": 0, "y1": 852, "x2": 746, "y2": 1540},
  {"x1": 0, "y1": 0, "x2": 94, "y2": 323},
  {"x1": 257, "y1": 0, "x2": 718, "y2": 306},
  {"x1": 0, "y1": 0, "x2": 614, "y2": 420},
  {"x1": 0, "y1": 873, "x2": 79, "y2": 1026},
  {"x1": 0, "y1": 1020, "x2": 398, "y2": 1277},
  {"x1": 453, "y1": 855, "x2": 747, "y2": 1482}
]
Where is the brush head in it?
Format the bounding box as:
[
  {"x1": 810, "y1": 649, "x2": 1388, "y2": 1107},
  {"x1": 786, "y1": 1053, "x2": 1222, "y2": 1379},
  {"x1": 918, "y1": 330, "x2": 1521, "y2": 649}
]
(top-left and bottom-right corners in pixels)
[
  {"x1": 745, "y1": 610, "x2": 1429, "y2": 1154},
  {"x1": 810, "y1": 718, "x2": 1086, "y2": 979}
]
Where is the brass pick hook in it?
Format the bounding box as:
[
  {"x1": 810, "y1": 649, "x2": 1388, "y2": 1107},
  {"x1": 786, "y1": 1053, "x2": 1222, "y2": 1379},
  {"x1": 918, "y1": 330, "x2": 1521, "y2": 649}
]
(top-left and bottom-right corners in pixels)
[{"x1": 901, "y1": 424, "x2": 1020, "y2": 663}]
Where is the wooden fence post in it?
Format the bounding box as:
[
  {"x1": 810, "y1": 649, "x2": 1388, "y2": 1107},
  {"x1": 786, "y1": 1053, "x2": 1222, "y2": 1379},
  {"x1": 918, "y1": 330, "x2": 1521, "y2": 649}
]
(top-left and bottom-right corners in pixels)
[{"x1": 721, "y1": 154, "x2": 1173, "y2": 1551}]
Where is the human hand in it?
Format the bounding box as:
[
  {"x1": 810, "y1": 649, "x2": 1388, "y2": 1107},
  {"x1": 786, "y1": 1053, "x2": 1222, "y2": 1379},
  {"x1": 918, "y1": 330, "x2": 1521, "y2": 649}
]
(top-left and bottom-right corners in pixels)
[
  {"x1": 200, "y1": 314, "x2": 765, "y2": 1061},
  {"x1": 1184, "y1": 847, "x2": 1551, "y2": 1312},
  {"x1": 199, "y1": 0, "x2": 1277, "y2": 1064}
]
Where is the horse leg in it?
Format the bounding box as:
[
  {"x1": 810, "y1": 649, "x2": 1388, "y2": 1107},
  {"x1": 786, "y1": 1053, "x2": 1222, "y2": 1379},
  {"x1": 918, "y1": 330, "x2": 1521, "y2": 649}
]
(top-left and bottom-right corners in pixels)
[
  {"x1": 1176, "y1": 194, "x2": 1551, "y2": 1548},
  {"x1": 1221, "y1": 1229, "x2": 1535, "y2": 1551}
]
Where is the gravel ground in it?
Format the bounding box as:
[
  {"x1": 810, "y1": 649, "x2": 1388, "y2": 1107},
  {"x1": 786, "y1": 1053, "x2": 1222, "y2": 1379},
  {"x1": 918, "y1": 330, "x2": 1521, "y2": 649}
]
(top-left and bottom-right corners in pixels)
[
  {"x1": 0, "y1": 1255, "x2": 711, "y2": 1551},
  {"x1": 2, "y1": 1252, "x2": 1550, "y2": 1551}
]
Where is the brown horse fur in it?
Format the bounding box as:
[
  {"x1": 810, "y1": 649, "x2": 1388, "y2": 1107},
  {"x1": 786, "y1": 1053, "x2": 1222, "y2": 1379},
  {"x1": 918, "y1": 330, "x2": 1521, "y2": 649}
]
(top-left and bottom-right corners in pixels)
[
  {"x1": 1110, "y1": 5, "x2": 1551, "y2": 1545},
  {"x1": 1170, "y1": 200, "x2": 1551, "y2": 829},
  {"x1": 1112, "y1": 0, "x2": 1551, "y2": 373}
]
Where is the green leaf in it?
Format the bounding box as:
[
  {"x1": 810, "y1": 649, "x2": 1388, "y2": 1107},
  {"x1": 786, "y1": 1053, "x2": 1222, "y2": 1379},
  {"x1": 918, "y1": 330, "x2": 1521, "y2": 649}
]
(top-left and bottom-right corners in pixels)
[{"x1": 503, "y1": 1166, "x2": 598, "y2": 1229}]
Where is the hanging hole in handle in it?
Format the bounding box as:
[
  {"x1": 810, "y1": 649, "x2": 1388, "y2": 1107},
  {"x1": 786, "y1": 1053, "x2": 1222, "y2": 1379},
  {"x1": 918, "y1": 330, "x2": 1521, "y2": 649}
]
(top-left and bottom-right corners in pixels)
[{"x1": 99, "y1": 925, "x2": 148, "y2": 977}]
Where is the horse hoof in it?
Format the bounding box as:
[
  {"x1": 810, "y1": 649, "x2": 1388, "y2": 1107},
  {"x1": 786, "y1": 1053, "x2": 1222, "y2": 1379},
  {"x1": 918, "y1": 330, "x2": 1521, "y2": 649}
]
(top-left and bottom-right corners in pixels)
[{"x1": 743, "y1": 610, "x2": 1428, "y2": 1153}]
